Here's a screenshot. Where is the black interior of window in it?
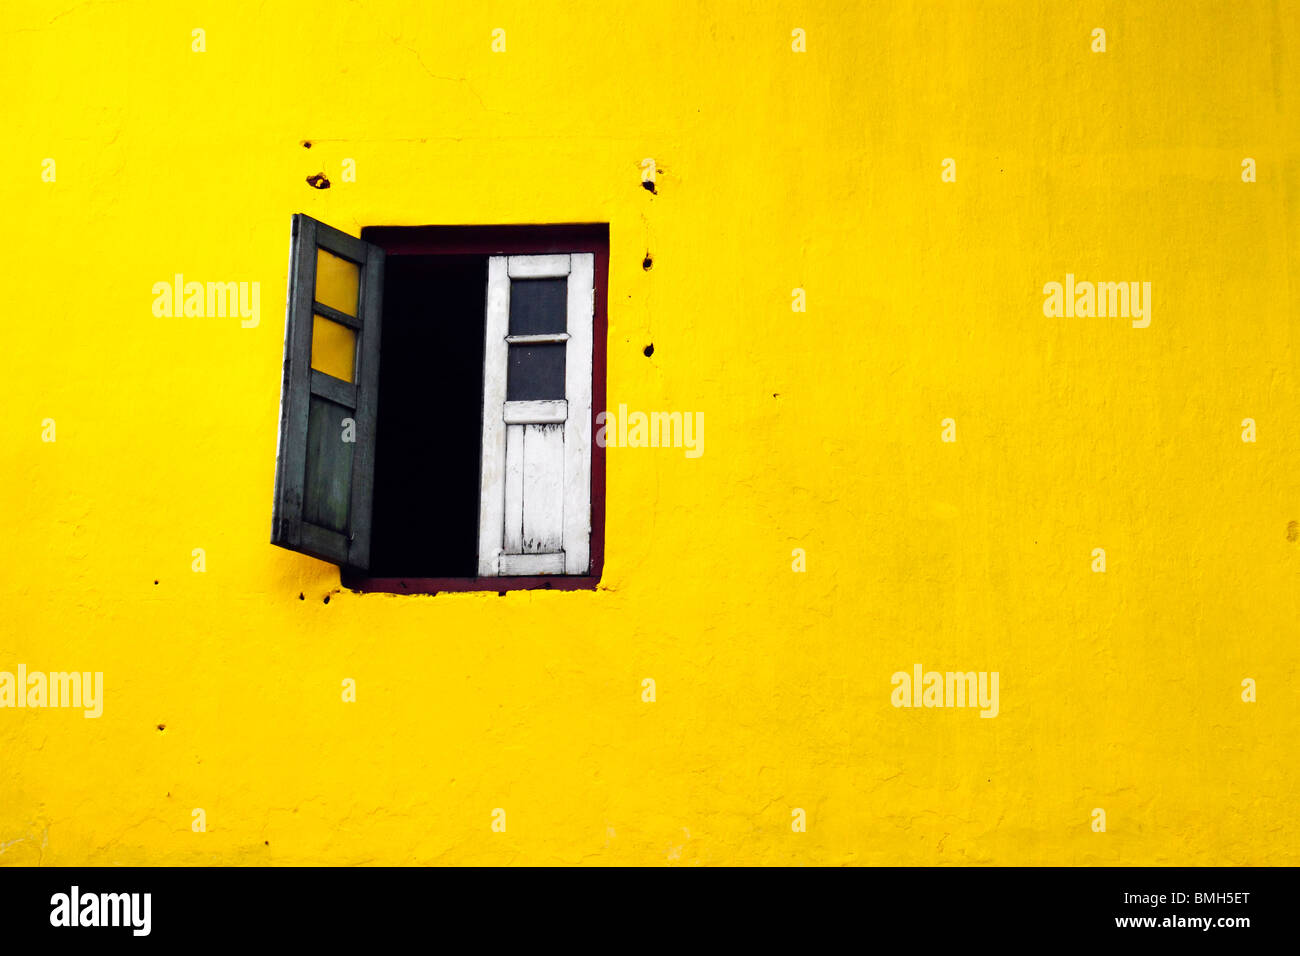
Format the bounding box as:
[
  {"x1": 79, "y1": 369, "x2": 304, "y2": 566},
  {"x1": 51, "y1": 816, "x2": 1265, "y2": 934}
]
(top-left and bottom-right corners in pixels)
[{"x1": 368, "y1": 254, "x2": 488, "y2": 577}]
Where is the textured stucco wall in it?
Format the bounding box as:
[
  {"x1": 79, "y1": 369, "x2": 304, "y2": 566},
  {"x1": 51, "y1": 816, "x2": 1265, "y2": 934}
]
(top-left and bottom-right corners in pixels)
[{"x1": 2, "y1": 0, "x2": 1298, "y2": 865}]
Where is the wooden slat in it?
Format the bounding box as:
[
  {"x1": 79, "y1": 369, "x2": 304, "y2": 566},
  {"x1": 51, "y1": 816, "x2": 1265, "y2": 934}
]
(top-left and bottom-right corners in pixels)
[
  {"x1": 299, "y1": 523, "x2": 350, "y2": 564},
  {"x1": 345, "y1": 237, "x2": 385, "y2": 570},
  {"x1": 503, "y1": 424, "x2": 524, "y2": 554},
  {"x1": 507, "y1": 254, "x2": 570, "y2": 278},
  {"x1": 506, "y1": 332, "x2": 570, "y2": 345},
  {"x1": 310, "y1": 218, "x2": 372, "y2": 265},
  {"x1": 563, "y1": 253, "x2": 595, "y2": 573},
  {"x1": 476, "y1": 256, "x2": 511, "y2": 576},
  {"x1": 312, "y1": 301, "x2": 363, "y2": 330},
  {"x1": 499, "y1": 552, "x2": 565, "y2": 575},
  {"x1": 504, "y1": 399, "x2": 567, "y2": 425},
  {"x1": 522, "y1": 423, "x2": 565, "y2": 553},
  {"x1": 309, "y1": 368, "x2": 357, "y2": 408},
  {"x1": 272, "y1": 214, "x2": 320, "y2": 554}
]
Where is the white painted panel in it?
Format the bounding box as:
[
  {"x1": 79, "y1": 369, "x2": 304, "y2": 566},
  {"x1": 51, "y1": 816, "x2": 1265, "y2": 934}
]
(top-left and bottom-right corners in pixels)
[
  {"x1": 503, "y1": 424, "x2": 524, "y2": 554},
  {"x1": 508, "y1": 254, "x2": 570, "y2": 279},
  {"x1": 499, "y1": 552, "x2": 565, "y2": 575},
  {"x1": 522, "y1": 423, "x2": 565, "y2": 553},
  {"x1": 476, "y1": 256, "x2": 510, "y2": 576},
  {"x1": 563, "y1": 253, "x2": 595, "y2": 574},
  {"x1": 504, "y1": 399, "x2": 568, "y2": 425}
]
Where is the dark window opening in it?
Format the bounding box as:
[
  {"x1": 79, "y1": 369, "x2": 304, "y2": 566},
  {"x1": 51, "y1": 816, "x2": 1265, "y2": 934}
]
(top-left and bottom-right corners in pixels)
[{"x1": 368, "y1": 255, "x2": 488, "y2": 577}]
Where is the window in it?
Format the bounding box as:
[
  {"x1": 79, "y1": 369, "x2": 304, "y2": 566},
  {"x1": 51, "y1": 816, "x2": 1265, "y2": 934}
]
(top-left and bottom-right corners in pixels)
[{"x1": 271, "y1": 215, "x2": 608, "y2": 592}]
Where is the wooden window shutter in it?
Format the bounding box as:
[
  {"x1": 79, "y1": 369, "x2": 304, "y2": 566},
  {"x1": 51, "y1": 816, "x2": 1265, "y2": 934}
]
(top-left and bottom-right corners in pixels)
[
  {"x1": 477, "y1": 253, "x2": 595, "y2": 576},
  {"x1": 271, "y1": 214, "x2": 385, "y2": 570}
]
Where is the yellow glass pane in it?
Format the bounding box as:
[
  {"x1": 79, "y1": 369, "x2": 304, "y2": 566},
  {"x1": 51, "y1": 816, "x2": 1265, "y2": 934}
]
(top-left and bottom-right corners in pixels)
[
  {"x1": 311, "y1": 313, "x2": 356, "y2": 382},
  {"x1": 315, "y1": 248, "x2": 360, "y2": 316}
]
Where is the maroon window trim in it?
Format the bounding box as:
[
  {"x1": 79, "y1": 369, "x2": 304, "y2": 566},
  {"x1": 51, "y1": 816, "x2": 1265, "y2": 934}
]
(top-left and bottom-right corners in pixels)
[{"x1": 341, "y1": 223, "x2": 609, "y2": 595}]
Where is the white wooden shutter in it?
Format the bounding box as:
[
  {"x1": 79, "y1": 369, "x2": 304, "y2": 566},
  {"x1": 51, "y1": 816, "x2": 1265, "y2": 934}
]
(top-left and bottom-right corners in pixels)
[{"x1": 477, "y1": 253, "x2": 594, "y2": 575}]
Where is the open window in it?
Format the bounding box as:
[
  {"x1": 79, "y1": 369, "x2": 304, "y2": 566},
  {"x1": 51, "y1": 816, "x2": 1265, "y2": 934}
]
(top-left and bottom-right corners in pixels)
[{"x1": 271, "y1": 215, "x2": 608, "y2": 593}]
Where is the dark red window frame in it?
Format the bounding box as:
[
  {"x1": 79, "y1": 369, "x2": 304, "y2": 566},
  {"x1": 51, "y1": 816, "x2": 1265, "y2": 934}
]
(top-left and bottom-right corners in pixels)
[{"x1": 340, "y1": 223, "x2": 609, "y2": 595}]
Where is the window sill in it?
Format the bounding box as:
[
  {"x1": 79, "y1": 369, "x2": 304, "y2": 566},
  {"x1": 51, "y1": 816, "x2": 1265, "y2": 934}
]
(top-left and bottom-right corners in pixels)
[{"x1": 339, "y1": 570, "x2": 602, "y2": 594}]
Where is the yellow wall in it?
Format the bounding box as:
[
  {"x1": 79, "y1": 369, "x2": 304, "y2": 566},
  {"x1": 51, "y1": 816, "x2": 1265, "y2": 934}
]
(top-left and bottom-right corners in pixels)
[{"x1": 3, "y1": 0, "x2": 1297, "y2": 865}]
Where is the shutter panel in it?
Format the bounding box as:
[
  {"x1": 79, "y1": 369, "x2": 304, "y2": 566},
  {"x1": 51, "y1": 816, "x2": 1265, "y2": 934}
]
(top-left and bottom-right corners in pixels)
[
  {"x1": 477, "y1": 253, "x2": 594, "y2": 575},
  {"x1": 271, "y1": 214, "x2": 385, "y2": 570}
]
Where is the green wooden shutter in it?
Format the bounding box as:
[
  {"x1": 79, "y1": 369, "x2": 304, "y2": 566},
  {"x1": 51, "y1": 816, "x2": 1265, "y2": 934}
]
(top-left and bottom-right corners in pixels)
[{"x1": 271, "y1": 214, "x2": 385, "y2": 570}]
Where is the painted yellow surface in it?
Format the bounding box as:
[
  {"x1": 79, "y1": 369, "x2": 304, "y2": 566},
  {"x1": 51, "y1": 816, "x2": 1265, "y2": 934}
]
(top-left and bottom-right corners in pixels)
[{"x1": 2, "y1": 0, "x2": 1298, "y2": 865}]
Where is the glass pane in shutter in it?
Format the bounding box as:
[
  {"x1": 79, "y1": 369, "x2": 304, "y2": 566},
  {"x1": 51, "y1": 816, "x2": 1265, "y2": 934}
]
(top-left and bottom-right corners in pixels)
[
  {"x1": 507, "y1": 343, "x2": 566, "y2": 400},
  {"x1": 509, "y1": 278, "x2": 567, "y2": 335},
  {"x1": 316, "y1": 248, "x2": 360, "y2": 316},
  {"x1": 311, "y1": 313, "x2": 357, "y2": 382}
]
